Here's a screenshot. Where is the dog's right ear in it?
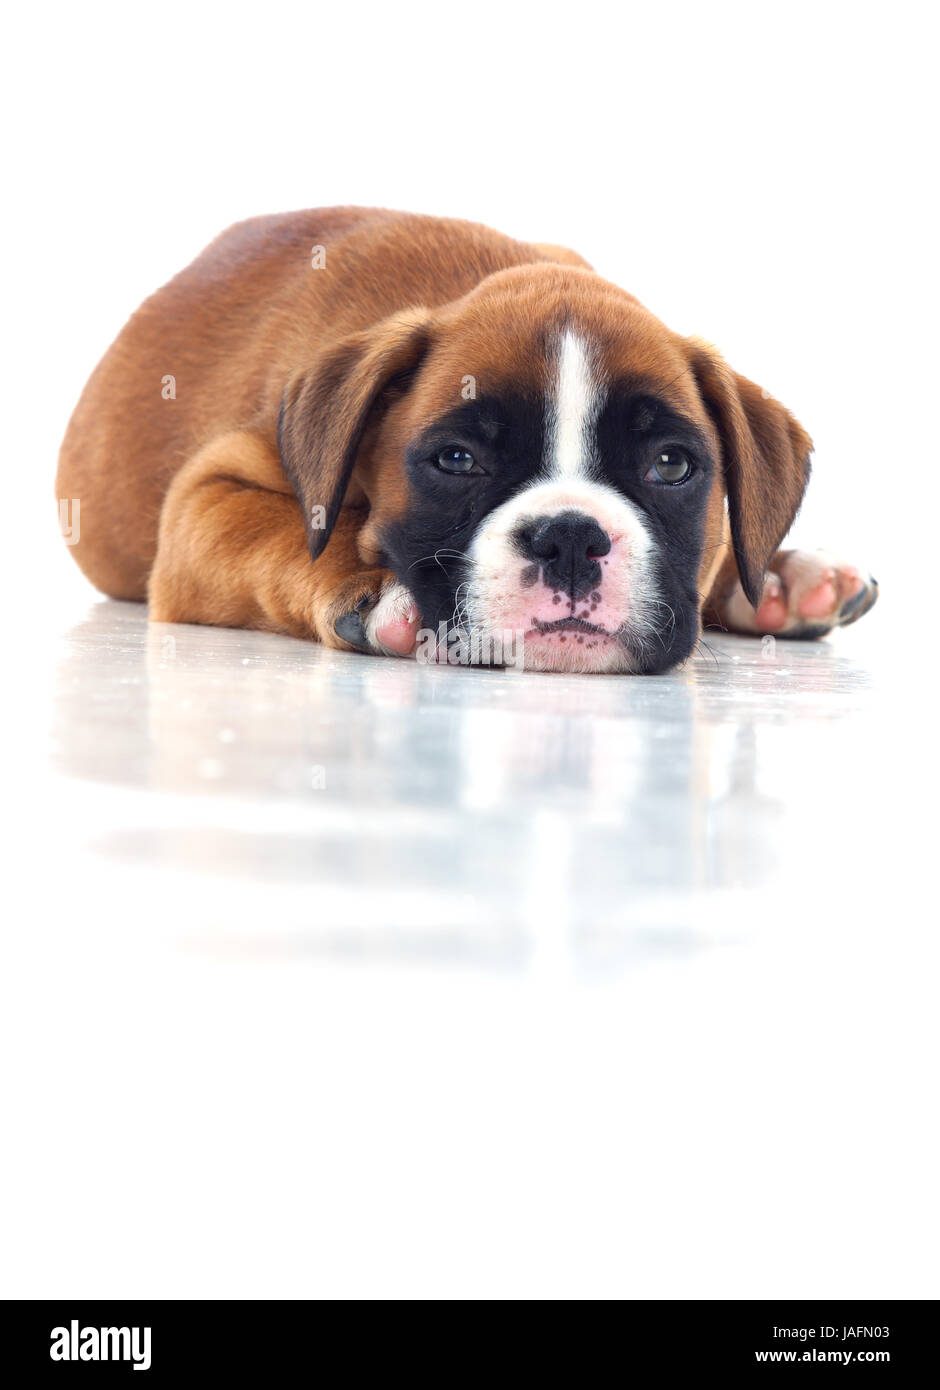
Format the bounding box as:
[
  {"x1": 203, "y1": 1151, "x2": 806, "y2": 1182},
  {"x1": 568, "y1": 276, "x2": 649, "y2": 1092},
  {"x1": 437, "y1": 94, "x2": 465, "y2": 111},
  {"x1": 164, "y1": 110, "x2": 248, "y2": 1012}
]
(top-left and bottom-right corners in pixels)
[{"x1": 278, "y1": 308, "x2": 433, "y2": 559}]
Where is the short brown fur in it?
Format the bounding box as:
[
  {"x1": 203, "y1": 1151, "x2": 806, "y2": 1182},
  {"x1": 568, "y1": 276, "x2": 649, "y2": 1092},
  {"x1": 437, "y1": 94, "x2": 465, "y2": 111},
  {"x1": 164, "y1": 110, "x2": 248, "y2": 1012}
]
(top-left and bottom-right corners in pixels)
[{"x1": 57, "y1": 208, "x2": 811, "y2": 652}]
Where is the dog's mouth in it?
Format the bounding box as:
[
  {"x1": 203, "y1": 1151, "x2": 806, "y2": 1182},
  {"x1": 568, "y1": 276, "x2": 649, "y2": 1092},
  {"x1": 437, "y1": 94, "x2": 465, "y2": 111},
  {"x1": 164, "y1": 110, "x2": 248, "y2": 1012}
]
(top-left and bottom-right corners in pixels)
[{"x1": 527, "y1": 616, "x2": 615, "y2": 638}]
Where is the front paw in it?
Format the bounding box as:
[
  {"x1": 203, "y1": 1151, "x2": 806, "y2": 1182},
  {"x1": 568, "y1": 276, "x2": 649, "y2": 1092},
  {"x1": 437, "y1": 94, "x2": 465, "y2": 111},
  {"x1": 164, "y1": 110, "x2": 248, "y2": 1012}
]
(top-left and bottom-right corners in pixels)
[
  {"x1": 331, "y1": 578, "x2": 422, "y2": 656},
  {"x1": 721, "y1": 550, "x2": 879, "y2": 638}
]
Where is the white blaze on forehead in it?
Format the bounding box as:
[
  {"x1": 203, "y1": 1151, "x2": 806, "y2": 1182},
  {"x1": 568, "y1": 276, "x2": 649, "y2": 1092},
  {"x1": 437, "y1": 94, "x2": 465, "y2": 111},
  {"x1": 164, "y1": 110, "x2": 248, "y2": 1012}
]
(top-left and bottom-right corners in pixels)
[{"x1": 547, "y1": 330, "x2": 602, "y2": 480}]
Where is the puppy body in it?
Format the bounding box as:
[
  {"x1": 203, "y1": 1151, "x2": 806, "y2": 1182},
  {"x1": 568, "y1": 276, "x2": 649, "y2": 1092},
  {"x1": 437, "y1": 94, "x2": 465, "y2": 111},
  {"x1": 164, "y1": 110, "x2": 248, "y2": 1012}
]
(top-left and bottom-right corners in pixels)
[
  {"x1": 58, "y1": 210, "x2": 574, "y2": 594},
  {"x1": 57, "y1": 208, "x2": 877, "y2": 672}
]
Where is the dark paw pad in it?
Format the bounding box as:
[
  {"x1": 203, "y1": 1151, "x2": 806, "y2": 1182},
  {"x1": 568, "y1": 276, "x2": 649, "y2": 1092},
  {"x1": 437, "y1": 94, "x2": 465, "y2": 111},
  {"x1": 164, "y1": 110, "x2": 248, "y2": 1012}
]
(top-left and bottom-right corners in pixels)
[
  {"x1": 333, "y1": 595, "x2": 373, "y2": 652},
  {"x1": 837, "y1": 578, "x2": 879, "y2": 628}
]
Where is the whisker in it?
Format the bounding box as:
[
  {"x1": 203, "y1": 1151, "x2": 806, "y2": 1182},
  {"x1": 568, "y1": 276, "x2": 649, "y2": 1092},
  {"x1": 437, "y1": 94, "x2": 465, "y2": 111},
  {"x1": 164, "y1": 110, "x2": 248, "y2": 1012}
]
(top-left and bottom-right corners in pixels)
[
  {"x1": 407, "y1": 548, "x2": 472, "y2": 574},
  {"x1": 694, "y1": 635, "x2": 721, "y2": 669}
]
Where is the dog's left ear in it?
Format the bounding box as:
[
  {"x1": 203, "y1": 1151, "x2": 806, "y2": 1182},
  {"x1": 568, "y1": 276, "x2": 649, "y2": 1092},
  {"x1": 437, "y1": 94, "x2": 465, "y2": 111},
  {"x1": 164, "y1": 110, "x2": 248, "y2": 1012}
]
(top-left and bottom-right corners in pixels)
[
  {"x1": 687, "y1": 340, "x2": 813, "y2": 607},
  {"x1": 278, "y1": 308, "x2": 434, "y2": 559}
]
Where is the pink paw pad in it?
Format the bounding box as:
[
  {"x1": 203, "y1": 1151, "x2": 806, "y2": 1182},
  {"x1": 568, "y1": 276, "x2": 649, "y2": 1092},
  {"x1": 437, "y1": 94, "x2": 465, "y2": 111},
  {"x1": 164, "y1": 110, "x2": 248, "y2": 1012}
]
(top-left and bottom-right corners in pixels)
[
  {"x1": 375, "y1": 602, "x2": 421, "y2": 655},
  {"x1": 796, "y1": 574, "x2": 839, "y2": 620},
  {"x1": 754, "y1": 576, "x2": 788, "y2": 631},
  {"x1": 766, "y1": 552, "x2": 878, "y2": 635},
  {"x1": 719, "y1": 550, "x2": 878, "y2": 638}
]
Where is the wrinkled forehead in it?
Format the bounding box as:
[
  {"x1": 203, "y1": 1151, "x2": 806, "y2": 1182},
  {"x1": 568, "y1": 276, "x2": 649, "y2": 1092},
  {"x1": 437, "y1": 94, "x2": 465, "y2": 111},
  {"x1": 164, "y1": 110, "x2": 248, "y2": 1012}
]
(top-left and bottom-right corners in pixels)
[{"x1": 402, "y1": 276, "x2": 714, "y2": 452}]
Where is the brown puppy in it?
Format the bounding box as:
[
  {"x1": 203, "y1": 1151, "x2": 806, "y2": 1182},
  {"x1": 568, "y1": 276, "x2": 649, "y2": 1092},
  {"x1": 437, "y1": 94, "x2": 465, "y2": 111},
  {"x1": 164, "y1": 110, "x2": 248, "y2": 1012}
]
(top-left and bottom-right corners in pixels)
[{"x1": 57, "y1": 208, "x2": 877, "y2": 673}]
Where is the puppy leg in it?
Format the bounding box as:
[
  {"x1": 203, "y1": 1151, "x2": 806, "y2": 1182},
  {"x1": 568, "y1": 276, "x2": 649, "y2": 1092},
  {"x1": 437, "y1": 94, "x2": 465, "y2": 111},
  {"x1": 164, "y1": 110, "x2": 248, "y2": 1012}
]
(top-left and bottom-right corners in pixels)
[
  {"x1": 704, "y1": 548, "x2": 879, "y2": 639},
  {"x1": 148, "y1": 431, "x2": 421, "y2": 654}
]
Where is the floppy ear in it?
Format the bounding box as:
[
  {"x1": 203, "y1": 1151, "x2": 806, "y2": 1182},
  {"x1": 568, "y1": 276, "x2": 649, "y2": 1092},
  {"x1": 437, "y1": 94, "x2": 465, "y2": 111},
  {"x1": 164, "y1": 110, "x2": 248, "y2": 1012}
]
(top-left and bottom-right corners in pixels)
[
  {"x1": 278, "y1": 308, "x2": 433, "y2": 559},
  {"x1": 688, "y1": 341, "x2": 813, "y2": 607}
]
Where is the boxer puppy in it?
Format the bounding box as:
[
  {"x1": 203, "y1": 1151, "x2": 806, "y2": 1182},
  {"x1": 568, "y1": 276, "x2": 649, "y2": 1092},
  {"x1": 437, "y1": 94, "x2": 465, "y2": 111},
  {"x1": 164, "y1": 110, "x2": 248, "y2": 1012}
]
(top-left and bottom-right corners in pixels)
[{"x1": 57, "y1": 207, "x2": 878, "y2": 673}]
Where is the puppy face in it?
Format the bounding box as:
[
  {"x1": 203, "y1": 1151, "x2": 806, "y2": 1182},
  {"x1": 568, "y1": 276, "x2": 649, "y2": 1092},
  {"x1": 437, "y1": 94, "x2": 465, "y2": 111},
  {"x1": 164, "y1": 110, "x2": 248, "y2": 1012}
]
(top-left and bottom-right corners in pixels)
[
  {"x1": 281, "y1": 264, "x2": 811, "y2": 674},
  {"x1": 361, "y1": 268, "x2": 731, "y2": 673},
  {"x1": 376, "y1": 339, "x2": 714, "y2": 672}
]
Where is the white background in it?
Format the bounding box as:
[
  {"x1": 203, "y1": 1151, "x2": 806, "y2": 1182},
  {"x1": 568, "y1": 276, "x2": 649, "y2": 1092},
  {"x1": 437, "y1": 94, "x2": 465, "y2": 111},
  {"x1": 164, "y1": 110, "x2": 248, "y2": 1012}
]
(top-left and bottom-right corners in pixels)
[
  {"x1": 7, "y1": 0, "x2": 938, "y2": 607},
  {"x1": 2, "y1": 1, "x2": 938, "y2": 1300}
]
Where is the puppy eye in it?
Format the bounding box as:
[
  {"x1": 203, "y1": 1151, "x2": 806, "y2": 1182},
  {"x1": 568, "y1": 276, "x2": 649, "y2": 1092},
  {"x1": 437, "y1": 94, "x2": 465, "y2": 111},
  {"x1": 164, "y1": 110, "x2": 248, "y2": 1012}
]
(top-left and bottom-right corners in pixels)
[
  {"x1": 435, "y1": 447, "x2": 480, "y2": 475},
  {"x1": 646, "y1": 449, "x2": 693, "y2": 485}
]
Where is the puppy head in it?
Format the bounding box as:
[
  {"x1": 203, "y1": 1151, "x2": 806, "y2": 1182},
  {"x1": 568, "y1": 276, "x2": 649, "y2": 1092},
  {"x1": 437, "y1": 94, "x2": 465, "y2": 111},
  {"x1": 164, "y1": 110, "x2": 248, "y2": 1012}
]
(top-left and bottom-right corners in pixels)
[{"x1": 279, "y1": 264, "x2": 811, "y2": 673}]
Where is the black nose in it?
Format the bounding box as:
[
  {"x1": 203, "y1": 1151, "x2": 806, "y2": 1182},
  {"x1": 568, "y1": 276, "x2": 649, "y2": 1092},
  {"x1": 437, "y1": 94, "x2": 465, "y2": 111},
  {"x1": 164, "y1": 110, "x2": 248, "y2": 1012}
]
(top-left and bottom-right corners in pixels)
[{"x1": 516, "y1": 510, "x2": 611, "y2": 599}]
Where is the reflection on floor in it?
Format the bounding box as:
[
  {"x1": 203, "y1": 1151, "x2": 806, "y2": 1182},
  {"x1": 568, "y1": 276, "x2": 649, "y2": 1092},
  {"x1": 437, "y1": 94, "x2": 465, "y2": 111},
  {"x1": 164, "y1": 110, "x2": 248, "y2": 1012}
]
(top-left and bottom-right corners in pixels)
[
  {"x1": 6, "y1": 594, "x2": 934, "y2": 1299},
  {"x1": 50, "y1": 599, "x2": 887, "y2": 958}
]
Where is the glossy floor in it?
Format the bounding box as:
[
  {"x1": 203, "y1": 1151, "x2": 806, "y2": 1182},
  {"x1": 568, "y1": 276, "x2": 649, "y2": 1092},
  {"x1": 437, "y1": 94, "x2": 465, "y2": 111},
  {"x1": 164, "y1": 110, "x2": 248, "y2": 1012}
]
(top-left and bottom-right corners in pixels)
[{"x1": 3, "y1": 591, "x2": 935, "y2": 1298}]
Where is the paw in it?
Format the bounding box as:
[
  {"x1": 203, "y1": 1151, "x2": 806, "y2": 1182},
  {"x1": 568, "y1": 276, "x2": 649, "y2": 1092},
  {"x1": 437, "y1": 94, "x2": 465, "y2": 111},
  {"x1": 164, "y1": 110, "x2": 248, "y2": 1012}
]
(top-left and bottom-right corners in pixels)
[
  {"x1": 720, "y1": 549, "x2": 879, "y2": 638},
  {"x1": 331, "y1": 578, "x2": 422, "y2": 656}
]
